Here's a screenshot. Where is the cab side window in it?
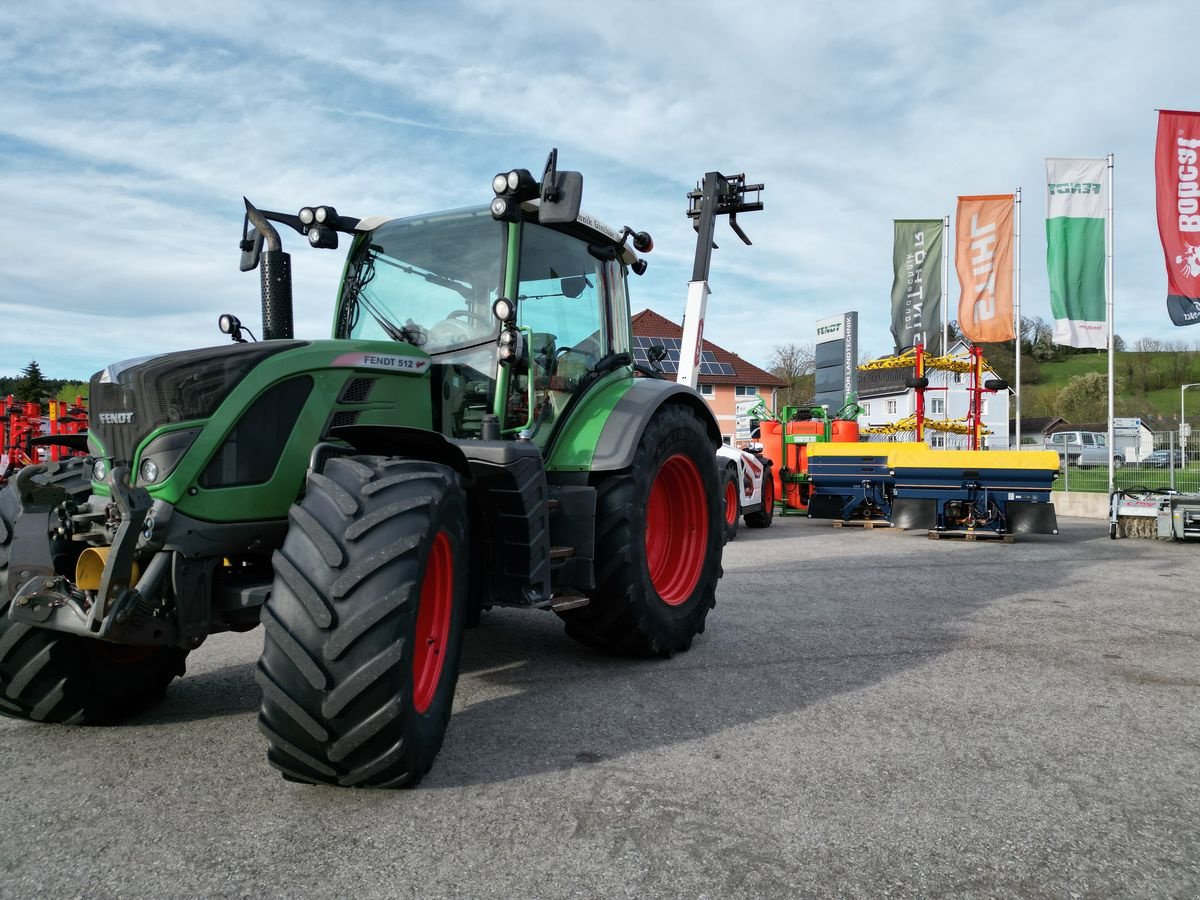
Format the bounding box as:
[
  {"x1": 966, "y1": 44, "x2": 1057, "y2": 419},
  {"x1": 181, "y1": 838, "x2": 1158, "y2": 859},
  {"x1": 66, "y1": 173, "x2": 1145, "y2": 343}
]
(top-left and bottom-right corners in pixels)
[{"x1": 509, "y1": 225, "x2": 609, "y2": 444}]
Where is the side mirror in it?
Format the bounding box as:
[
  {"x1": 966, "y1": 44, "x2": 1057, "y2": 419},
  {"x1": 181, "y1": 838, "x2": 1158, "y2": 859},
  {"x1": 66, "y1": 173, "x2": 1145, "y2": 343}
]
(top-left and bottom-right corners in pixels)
[
  {"x1": 538, "y1": 149, "x2": 582, "y2": 225},
  {"x1": 239, "y1": 220, "x2": 264, "y2": 272},
  {"x1": 561, "y1": 275, "x2": 590, "y2": 298}
]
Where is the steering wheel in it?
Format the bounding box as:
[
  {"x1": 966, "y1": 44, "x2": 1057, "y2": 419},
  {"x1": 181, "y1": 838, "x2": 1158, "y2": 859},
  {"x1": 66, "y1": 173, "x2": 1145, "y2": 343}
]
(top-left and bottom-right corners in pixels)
[{"x1": 447, "y1": 309, "x2": 491, "y2": 328}]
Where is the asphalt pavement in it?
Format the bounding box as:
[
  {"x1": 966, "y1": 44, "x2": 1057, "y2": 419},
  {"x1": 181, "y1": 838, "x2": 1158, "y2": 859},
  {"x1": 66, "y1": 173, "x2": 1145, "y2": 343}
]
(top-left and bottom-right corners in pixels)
[{"x1": 0, "y1": 516, "x2": 1197, "y2": 899}]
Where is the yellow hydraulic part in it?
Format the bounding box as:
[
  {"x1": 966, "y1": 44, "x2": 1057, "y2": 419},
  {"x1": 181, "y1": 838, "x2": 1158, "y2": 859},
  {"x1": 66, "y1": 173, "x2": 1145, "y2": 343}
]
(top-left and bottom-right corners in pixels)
[
  {"x1": 857, "y1": 350, "x2": 975, "y2": 374},
  {"x1": 807, "y1": 442, "x2": 924, "y2": 464},
  {"x1": 860, "y1": 415, "x2": 991, "y2": 437},
  {"x1": 76, "y1": 546, "x2": 141, "y2": 591}
]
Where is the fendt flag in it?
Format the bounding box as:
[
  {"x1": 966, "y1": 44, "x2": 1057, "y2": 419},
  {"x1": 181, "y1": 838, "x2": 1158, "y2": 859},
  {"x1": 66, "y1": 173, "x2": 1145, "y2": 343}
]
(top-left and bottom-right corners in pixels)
[
  {"x1": 1155, "y1": 110, "x2": 1200, "y2": 327},
  {"x1": 890, "y1": 219, "x2": 943, "y2": 354},
  {"x1": 1045, "y1": 158, "x2": 1108, "y2": 348},
  {"x1": 955, "y1": 194, "x2": 1014, "y2": 343}
]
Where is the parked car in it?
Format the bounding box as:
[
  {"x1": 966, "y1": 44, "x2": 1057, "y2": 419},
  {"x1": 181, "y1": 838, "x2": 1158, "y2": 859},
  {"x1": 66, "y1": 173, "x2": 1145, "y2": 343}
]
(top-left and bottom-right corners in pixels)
[
  {"x1": 1047, "y1": 431, "x2": 1124, "y2": 468},
  {"x1": 1144, "y1": 448, "x2": 1185, "y2": 468}
]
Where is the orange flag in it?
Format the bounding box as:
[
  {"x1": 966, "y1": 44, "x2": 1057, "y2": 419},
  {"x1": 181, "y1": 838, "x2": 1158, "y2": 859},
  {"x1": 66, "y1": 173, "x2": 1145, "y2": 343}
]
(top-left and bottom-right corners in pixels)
[{"x1": 955, "y1": 194, "x2": 1014, "y2": 342}]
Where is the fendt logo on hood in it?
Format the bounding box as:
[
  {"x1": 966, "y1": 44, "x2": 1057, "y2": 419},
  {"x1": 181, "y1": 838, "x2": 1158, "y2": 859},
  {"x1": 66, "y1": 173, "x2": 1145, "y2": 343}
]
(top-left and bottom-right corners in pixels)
[{"x1": 98, "y1": 411, "x2": 135, "y2": 425}]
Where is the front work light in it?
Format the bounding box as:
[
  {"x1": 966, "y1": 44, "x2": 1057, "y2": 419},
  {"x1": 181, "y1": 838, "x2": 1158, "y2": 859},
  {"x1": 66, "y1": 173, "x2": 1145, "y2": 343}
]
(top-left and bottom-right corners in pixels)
[{"x1": 140, "y1": 458, "x2": 160, "y2": 484}]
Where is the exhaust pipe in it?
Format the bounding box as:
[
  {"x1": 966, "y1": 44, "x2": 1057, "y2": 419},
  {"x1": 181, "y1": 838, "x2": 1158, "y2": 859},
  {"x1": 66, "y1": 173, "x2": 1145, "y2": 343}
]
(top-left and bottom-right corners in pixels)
[{"x1": 244, "y1": 200, "x2": 295, "y2": 341}]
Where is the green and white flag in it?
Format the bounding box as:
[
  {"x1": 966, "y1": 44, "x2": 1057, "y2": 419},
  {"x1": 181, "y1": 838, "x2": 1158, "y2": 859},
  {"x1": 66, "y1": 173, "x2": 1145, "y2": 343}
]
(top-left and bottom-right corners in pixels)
[{"x1": 1045, "y1": 157, "x2": 1108, "y2": 348}]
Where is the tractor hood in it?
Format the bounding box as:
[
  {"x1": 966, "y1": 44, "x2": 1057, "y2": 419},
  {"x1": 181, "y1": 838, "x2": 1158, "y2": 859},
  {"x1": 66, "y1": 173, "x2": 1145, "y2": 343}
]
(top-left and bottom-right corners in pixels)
[{"x1": 89, "y1": 341, "x2": 306, "y2": 466}]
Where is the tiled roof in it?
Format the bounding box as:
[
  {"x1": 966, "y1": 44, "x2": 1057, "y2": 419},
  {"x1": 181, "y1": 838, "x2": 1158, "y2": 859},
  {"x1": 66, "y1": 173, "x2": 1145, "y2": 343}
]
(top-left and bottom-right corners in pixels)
[{"x1": 631, "y1": 309, "x2": 785, "y2": 387}]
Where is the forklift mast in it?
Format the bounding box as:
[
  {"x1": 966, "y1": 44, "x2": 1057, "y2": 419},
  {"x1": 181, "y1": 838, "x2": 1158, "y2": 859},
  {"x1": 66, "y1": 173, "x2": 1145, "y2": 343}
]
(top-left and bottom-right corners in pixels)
[{"x1": 677, "y1": 172, "x2": 763, "y2": 389}]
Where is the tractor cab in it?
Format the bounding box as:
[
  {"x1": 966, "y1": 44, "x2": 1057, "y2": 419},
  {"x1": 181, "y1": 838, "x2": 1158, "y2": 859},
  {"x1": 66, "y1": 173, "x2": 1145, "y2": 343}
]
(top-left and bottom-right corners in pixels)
[{"x1": 313, "y1": 164, "x2": 645, "y2": 451}]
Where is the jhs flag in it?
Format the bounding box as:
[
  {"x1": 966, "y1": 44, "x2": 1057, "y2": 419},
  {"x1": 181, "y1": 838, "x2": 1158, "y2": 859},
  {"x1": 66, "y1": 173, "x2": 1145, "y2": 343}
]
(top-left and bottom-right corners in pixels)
[
  {"x1": 890, "y1": 220, "x2": 943, "y2": 355},
  {"x1": 955, "y1": 194, "x2": 1015, "y2": 343},
  {"x1": 1155, "y1": 110, "x2": 1200, "y2": 327},
  {"x1": 1045, "y1": 158, "x2": 1108, "y2": 348}
]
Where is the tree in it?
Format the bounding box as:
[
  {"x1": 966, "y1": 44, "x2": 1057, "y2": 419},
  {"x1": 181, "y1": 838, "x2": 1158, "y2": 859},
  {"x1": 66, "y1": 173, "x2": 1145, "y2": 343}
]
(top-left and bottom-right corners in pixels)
[
  {"x1": 14, "y1": 360, "x2": 47, "y2": 402},
  {"x1": 768, "y1": 342, "x2": 815, "y2": 410},
  {"x1": 55, "y1": 382, "x2": 89, "y2": 404},
  {"x1": 1056, "y1": 372, "x2": 1113, "y2": 422}
]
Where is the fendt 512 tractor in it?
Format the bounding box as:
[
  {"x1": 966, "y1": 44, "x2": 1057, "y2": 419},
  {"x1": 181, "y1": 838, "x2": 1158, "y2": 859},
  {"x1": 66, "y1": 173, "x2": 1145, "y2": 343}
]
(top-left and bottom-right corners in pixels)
[{"x1": 0, "y1": 151, "x2": 725, "y2": 788}]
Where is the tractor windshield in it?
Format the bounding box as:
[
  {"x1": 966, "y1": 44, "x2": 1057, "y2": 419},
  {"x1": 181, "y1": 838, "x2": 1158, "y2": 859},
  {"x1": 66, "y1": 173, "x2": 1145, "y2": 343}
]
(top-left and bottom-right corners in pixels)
[{"x1": 338, "y1": 207, "x2": 503, "y2": 355}]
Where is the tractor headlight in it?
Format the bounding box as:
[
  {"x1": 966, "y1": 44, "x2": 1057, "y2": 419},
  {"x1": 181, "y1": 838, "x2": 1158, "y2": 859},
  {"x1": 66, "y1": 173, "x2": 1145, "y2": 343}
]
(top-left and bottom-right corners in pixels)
[
  {"x1": 314, "y1": 205, "x2": 337, "y2": 224},
  {"x1": 492, "y1": 173, "x2": 510, "y2": 194},
  {"x1": 92, "y1": 459, "x2": 109, "y2": 482},
  {"x1": 492, "y1": 297, "x2": 515, "y2": 322},
  {"x1": 140, "y1": 458, "x2": 160, "y2": 484},
  {"x1": 298, "y1": 207, "x2": 316, "y2": 225},
  {"x1": 490, "y1": 196, "x2": 510, "y2": 219}
]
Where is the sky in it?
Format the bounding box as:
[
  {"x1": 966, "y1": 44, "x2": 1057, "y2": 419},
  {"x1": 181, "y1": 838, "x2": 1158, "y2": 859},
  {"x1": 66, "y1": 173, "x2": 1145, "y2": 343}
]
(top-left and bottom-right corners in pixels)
[{"x1": 1, "y1": 0, "x2": 1197, "y2": 381}]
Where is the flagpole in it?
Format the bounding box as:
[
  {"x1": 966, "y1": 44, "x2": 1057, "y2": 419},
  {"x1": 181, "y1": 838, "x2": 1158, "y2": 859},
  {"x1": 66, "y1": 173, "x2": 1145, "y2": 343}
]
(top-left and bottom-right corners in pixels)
[
  {"x1": 1106, "y1": 153, "x2": 1115, "y2": 493},
  {"x1": 1014, "y1": 188, "x2": 1022, "y2": 449},
  {"x1": 942, "y1": 213, "x2": 950, "y2": 429},
  {"x1": 942, "y1": 214, "x2": 949, "y2": 355}
]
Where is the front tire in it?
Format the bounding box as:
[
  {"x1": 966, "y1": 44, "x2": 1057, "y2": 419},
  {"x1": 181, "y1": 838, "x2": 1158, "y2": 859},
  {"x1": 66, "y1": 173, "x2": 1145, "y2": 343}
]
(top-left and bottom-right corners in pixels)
[
  {"x1": 744, "y1": 464, "x2": 775, "y2": 528},
  {"x1": 0, "y1": 460, "x2": 186, "y2": 724},
  {"x1": 560, "y1": 404, "x2": 723, "y2": 657},
  {"x1": 720, "y1": 464, "x2": 740, "y2": 544},
  {"x1": 257, "y1": 456, "x2": 468, "y2": 788}
]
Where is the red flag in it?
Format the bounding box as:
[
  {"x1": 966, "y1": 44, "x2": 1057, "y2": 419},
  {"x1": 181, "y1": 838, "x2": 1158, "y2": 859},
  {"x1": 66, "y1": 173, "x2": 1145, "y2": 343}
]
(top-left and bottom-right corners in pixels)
[{"x1": 1156, "y1": 110, "x2": 1200, "y2": 326}]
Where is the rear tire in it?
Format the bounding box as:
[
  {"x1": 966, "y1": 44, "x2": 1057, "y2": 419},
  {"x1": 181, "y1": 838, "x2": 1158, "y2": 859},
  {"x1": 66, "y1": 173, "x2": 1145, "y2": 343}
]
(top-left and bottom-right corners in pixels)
[
  {"x1": 560, "y1": 404, "x2": 723, "y2": 657},
  {"x1": 744, "y1": 465, "x2": 775, "y2": 528},
  {"x1": 0, "y1": 460, "x2": 186, "y2": 724},
  {"x1": 720, "y1": 464, "x2": 739, "y2": 544},
  {"x1": 258, "y1": 456, "x2": 468, "y2": 788}
]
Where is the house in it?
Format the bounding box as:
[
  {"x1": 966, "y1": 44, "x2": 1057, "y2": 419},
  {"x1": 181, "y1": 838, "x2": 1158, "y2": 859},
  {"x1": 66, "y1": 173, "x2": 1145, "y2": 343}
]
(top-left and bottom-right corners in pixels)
[
  {"x1": 856, "y1": 339, "x2": 1012, "y2": 449},
  {"x1": 1013, "y1": 416, "x2": 1069, "y2": 446},
  {"x1": 631, "y1": 309, "x2": 785, "y2": 444}
]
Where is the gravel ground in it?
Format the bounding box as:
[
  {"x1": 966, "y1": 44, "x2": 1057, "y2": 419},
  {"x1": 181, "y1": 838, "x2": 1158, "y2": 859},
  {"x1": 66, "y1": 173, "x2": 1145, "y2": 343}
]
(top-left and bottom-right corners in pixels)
[{"x1": 0, "y1": 516, "x2": 1197, "y2": 899}]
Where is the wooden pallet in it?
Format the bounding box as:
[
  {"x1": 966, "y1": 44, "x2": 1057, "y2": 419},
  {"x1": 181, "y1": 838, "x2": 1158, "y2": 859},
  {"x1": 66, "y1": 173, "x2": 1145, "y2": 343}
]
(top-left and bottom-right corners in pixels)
[
  {"x1": 833, "y1": 519, "x2": 893, "y2": 529},
  {"x1": 927, "y1": 529, "x2": 1014, "y2": 543}
]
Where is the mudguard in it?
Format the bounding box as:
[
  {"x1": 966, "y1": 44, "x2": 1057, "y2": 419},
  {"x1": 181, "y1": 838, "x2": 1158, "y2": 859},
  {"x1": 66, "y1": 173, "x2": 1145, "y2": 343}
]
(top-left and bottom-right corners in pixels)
[{"x1": 585, "y1": 379, "x2": 720, "y2": 473}]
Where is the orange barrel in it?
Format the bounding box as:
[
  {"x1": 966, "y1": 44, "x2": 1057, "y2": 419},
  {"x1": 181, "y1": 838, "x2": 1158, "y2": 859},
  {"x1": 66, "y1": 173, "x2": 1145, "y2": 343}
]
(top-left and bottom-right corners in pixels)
[
  {"x1": 759, "y1": 421, "x2": 783, "y2": 504},
  {"x1": 831, "y1": 420, "x2": 860, "y2": 443}
]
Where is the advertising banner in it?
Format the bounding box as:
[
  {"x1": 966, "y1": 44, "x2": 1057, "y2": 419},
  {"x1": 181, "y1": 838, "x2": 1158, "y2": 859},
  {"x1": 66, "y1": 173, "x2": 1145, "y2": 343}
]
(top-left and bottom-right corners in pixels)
[
  {"x1": 1155, "y1": 110, "x2": 1200, "y2": 327},
  {"x1": 1045, "y1": 157, "x2": 1107, "y2": 348},
  {"x1": 955, "y1": 194, "x2": 1014, "y2": 343},
  {"x1": 814, "y1": 312, "x2": 858, "y2": 411},
  {"x1": 890, "y1": 220, "x2": 943, "y2": 354}
]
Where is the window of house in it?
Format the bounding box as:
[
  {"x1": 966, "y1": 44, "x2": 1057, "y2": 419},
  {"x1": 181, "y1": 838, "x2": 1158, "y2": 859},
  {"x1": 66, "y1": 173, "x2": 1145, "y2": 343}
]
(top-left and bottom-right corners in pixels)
[
  {"x1": 886, "y1": 399, "x2": 897, "y2": 414},
  {"x1": 930, "y1": 398, "x2": 945, "y2": 415},
  {"x1": 931, "y1": 433, "x2": 946, "y2": 448},
  {"x1": 734, "y1": 385, "x2": 756, "y2": 397},
  {"x1": 722, "y1": 435, "x2": 732, "y2": 445},
  {"x1": 953, "y1": 373, "x2": 962, "y2": 384},
  {"x1": 698, "y1": 383, "x2": 714, "y2": 396},
  {"x1": 981, "y1": 398, "x2": 989, "y2": 416},
  {"x1": 862, "y1": 402, "x2": 871, "y2": 416}
]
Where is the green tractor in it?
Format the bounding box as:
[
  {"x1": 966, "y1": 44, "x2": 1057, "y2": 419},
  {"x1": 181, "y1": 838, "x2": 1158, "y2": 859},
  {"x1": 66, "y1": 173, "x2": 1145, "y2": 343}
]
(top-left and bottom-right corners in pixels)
[{"x1": 0, "y1": 151, "x2": 726, "y2": 787}]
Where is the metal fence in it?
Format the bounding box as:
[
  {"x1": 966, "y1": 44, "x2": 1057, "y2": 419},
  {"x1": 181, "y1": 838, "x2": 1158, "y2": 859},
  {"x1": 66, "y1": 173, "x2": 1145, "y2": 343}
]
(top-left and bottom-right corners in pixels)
[{"x1": 1017, "y1": 430, "x2": 1199, "y2": 494}]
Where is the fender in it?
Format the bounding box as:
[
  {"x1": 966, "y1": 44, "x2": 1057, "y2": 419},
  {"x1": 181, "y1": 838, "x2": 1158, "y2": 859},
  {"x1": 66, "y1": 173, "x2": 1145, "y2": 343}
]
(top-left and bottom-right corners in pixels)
[{"x1": 579, "y1": 379, "x2": 720, "y2": 473}]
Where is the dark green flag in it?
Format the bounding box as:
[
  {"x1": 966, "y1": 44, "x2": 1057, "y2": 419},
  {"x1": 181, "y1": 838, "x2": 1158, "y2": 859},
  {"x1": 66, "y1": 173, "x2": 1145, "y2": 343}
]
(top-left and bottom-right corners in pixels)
[{"x1": 890, "y1": 219, "x2": 943, "y2": 354}]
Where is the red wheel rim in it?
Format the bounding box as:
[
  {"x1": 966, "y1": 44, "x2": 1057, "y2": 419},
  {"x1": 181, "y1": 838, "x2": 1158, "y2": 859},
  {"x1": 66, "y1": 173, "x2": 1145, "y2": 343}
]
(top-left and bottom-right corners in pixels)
[
  {"x1": 645, "y1": 453, "x2": 708, "y2": 606},
  {"x1": 724, "y1": 477, "x2": 738, "y2": 527},
  {"x1": 413, "y1": 531, "x2": 453, "y2": 714},
  {"x1": 764, "y1": 475, "x2": 774, "y2": 515}
]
